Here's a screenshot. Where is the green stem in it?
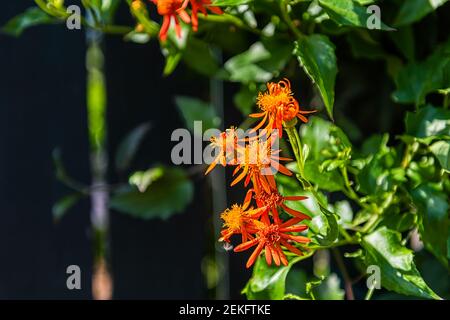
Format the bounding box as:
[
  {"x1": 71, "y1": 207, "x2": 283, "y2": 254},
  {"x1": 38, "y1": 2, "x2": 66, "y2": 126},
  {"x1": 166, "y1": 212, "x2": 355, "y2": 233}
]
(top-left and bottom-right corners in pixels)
[
  {"x1": 198, "y1": 13, "x2": 262, "y2": 35},
  {"x1": 444, "y1": 92, "x2": 449, "y2": 109},
  {"x1": 365, "y1": 285, "x2": 375, "y2": 300},
  {"x1": 280, "y1": 0, "x2": 304, "y2": 39},
  {"x1": 285, "y1": 123, "x2": 305, "y2": 178}
]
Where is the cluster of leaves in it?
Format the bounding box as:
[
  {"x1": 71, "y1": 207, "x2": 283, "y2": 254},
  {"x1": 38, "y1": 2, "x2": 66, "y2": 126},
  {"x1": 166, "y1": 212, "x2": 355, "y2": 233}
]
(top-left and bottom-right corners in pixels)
[{"x1": 4, "y1": 0, "x2": 449, "y2": 300}]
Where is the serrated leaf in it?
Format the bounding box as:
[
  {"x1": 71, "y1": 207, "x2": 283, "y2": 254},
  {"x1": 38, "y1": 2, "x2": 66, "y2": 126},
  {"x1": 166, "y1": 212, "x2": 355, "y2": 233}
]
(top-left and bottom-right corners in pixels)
[
  {"x1": 110, "y1": 166, "x2": 193, "y2": 220},
  {"x1": 362, "y1": 227, "x2": 441, "y2": 299},
  {"x1": 295, "y1": 35, "x2": 337, "y2": 119}
]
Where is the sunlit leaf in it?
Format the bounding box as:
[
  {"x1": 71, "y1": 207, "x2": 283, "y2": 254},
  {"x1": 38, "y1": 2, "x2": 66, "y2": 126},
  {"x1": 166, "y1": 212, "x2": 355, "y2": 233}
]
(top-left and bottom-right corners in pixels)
[{"x1": 295, "y1": 35, "x2": 337, "y2": 119}]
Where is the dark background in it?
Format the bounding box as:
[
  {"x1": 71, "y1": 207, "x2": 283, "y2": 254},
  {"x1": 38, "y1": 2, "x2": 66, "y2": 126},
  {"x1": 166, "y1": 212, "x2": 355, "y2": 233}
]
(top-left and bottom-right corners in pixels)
[{"x1": 0, "y1": 1, "x2": 248, "y2": 300}]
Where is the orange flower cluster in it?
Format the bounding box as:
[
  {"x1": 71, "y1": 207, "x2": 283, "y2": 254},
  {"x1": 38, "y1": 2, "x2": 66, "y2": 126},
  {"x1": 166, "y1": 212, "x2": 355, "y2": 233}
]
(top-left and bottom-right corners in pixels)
[
  {"x1": 147, "y1": 0, "x2": 223, "y2": 41},
  {"x1": 206, "y1": 79, "x2": 316, "y2": 268}
]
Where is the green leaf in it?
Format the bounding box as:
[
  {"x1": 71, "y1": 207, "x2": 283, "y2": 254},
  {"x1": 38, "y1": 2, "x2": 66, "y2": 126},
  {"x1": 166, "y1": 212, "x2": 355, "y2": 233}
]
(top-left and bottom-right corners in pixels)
[
  {"x1": 309, "y1": 206, "x2": 340, "y2": 246},
  {"x1": 129, "y1": 167, "x2": 165, "y2": 192},
  {"x1": 182, "y1": 37, "x2": 220, "y2": 76},
  {"x1": 395, "y1": 0, "x2": 449, "y2": 27},
  {"x1": 212, "y1": 0, "x2": 253, "y2": 6},
  {"x1": 110, "y1": 166, "x2": 193, "y2": 220},
  {"x1": 318, "y1": 0, "x2": 393, "y2": 30},
  {"x1": 234, "y1": 84, "x2": 257, "y2": 116},
  {"x1": 303, "y1": 160, "x2": 345, "y2": 192},
  {"x1": 243, "y1": 256, "x2": 294, "y2": 300},
  {"x1": 411, "y1": 184, "x2": 449, "y2": 267},
  {"x1": 406, "y1": 156, "x2": 439, "y2": 188},
  {"x1": 389, "y1": 26, "x2": 415, "y2": 61},
  {"x1": 300, "y1": 116, "x2": 351, "y2": 161},
  {"x1": 393, "y1": 40, "x2": 450, "y2": 106},
  {"x1": 223, "y1": 41, "x2": 292, "y2": 84},
  {"x1": 356, "y1": 141, "x2": 402, "y2": 195},
  {"x1": 313, "y1": 273, "x2": 345, "y2": 300},
  {"x1": 175, "y1": 96, "x2": 221, "y2": 132},
  {"x1": 52, "y1": 193, "x2": 83, "y2": 222},
  {"x1": 429, "y1": 140, "x2": 450, "y2": 172},
  {"x1": 115, "y1": 123, "x2": 151, "y2": 172},
  {"x1": 2, "y1": 7, "x2": 55, "y2": 37},
  {"x1": 405, "y1": 105, "x2": 450, "y2": 140},
  {"x1": 295, "y1": 35, "x2": 337, "y2": 119},
  {"x1": 362, "y1": 227, "x2": 441, "y2": 299}
]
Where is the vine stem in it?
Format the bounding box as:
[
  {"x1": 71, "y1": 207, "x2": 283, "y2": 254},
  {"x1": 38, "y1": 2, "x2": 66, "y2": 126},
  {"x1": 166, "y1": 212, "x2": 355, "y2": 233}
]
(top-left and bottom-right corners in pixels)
[
  {"x1": 280, "y1": 0, "x2": 304, "y2": 39},
  {"x1": 197, "y1": 13, "x2": 262, "y2": 35},
  {"x1": 284, "y1": 121, "x2": 305, "y2": 178}
]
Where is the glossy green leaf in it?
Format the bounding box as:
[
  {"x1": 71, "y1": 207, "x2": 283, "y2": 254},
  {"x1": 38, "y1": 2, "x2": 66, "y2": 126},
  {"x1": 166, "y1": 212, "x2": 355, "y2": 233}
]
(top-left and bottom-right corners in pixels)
[
  {"x1": 175, "y1": 96, "x2": 221, "y2": 132},
  {"x1": 2, "y1": 7, "x2": 55, "y2": 37},
  {"x1": 303, "y1": 160, "x2": 345, "y2": 192},
  {"x1": 300, "y1": 116, "x2": 352, "y2": 161},
  {"x1": 405, "y1": 105, "x2": 450, "y2": 140},
  {"x1": 115, "y1": 123, "x2": 151, "y2": 172},
  {"x1": 411, "y1": 184, "x2": 449, "y2": 267},
  {"x1": 395, "y1": 0, "x2": 449, "y2": 27},
  {"x1": 110, "y1": 166, "x2": 193, "y2": 220},
  {"x1": 310, "y1": 206, "x2": 340, "y2": 246},
  {"x1": 362, "y1": 227, "x2": 441, "y2": 299},
  {"x1": 318, "y1": 0, "x2": 393, "y2": 30},
  {"x1": 429, "y1": 140, "x2": 450, "y2": 171},
  {"x1": 294, "y1": 35, "x2": 337, "y2": 119},
  {"x1": 356, "y1": 143, "x2": 402, "y2": 195},
  {"x1": 243, "y1": 256, "x2": 294, "y2": 300},
  {"x1": 224, "y1": 40, "x2": 292, "y2": 84}
]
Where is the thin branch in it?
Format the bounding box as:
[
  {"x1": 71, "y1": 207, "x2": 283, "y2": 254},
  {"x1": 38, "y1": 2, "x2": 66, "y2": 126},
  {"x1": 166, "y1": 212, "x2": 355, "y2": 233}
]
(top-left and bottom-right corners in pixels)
[{"x1": 331, "y1": 248, "x2": 355, "y2": 300}]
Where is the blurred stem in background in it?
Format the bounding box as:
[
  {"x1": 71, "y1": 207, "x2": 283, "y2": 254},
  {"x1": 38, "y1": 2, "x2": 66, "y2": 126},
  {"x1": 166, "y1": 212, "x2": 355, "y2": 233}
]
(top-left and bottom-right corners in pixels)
[
  {"x1": 209, "y1": 49, "x2": 229, "y2": 299},
  {"x1": 86, "y1": 21, "x2": 112, "y2": 300}
]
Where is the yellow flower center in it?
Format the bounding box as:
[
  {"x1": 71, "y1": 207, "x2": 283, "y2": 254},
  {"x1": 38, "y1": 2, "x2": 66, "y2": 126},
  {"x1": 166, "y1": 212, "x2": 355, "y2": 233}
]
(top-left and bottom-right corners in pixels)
[{"x1": 221, "y1": 204, "x2": 246, "y2": 231}]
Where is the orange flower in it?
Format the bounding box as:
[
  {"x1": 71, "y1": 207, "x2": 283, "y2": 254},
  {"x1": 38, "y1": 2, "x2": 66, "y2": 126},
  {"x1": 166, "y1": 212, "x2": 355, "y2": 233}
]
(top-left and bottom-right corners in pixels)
[
  {"x1": 219, "y1": 192, "x2": 265, "y2": 243},
  {"x1": 234, "y1": 218, "x2": 310, "y2": 268},
  {"x1": 251, "y1": 188, "x2": 311, "y2": 224},
  {"x1": 152, "y1": 0, "x2": 191, "y2": 41},
  {"x1": 231, "y1": 135, "x2": 292, "y2": 193},
  {"x1": 250, "y1": 79, "x2": 316, "y2": 137},
  {"x1": 205, "y1": 127, "x2": 240, "y2": 175},
  {"x1": 189, "y1": 0, "x2": 223, "y2": 32}
]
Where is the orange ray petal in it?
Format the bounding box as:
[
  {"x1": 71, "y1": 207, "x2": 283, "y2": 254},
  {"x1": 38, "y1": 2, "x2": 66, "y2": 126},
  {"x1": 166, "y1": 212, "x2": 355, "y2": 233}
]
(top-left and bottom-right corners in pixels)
[
  {"x1": 234, "y1": 238, "x2": 258, "y2": 252},
  {"x1": 246, "y1": 241, "x2": 265, "y2": 269}
]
